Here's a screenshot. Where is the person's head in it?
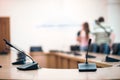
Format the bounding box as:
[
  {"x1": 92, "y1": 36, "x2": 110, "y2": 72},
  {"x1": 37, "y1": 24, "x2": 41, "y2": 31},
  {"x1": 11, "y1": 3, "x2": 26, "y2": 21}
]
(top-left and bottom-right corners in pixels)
[
  {"x1": 82, "y1": 22, "x2": 90, "y2": 39},
  {"x1": 82, "y1": 22, "x2": 90, "y2": 33},
  {"x1": 98, "y1": 17, "x2": 104, "y2": 23}
]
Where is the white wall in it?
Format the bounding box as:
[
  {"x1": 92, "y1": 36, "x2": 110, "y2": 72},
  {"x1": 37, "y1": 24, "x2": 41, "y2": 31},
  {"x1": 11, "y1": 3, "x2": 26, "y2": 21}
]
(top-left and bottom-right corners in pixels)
[
  {"x1": 108, "y1": 0, "x2": 120, "y2": 42},
  {"x1": 0, "y1": 0, "x2": 108, "y2": 52}
]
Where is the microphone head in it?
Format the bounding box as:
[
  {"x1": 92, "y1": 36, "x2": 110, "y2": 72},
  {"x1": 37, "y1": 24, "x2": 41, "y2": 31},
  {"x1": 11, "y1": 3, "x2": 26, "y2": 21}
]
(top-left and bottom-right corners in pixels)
[
  {"x1": 3, "y1": 39, "x2": 6, "y2": 42},
  {"x1": 3, "y1": 39, "x2": 8, "y2": 44},
  {"x1": 3, "y1": 39, "x2": 13, "y2": 47},
  {"x1": 88, "y1": 39, "x2": 92, "y2": 45}
]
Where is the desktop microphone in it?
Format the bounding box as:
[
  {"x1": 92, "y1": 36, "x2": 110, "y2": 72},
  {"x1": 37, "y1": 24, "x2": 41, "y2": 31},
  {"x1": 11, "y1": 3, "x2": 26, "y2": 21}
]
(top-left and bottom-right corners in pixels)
[
  {"x1": 3, "y1": 39, "x2": 26, "y2": 65},
  {"x1": 3, "y1": 39, "x2": 40, "y2": 70},
  {"x1": 78, "y1": 39, "x2": 97, "y2": 72}
]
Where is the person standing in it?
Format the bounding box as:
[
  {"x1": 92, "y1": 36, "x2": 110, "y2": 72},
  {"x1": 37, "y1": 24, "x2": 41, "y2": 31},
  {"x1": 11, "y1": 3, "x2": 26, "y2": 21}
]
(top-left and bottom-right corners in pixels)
[
  {"x1": 77, "y1": 22, "x2": 90, "y2": 51},
  {"x1": 92, "y1": 17, "x2": 115, "y2": 47}
]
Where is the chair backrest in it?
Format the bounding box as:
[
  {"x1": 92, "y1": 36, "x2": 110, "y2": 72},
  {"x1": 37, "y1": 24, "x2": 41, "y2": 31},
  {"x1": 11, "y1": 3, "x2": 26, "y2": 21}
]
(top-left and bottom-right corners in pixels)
[
  {"x1": 99, "y1": 43, "x2": 110, "y2": 54},
  {"x1": 30, "y1": 46, "x2": 43, "y2": 52},
  {"x1": 89, "y1": 43, "x2": 99, "y2": 53},
  {"x1": 112, "y1": 43, "x2": 120, "y2": 55},
  {"x1": 70, "y1": 45, "x2": 80, "y2": 51}
]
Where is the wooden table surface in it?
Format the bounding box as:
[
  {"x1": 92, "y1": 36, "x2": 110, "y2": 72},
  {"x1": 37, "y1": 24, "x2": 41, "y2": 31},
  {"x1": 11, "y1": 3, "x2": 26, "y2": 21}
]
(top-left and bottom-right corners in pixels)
[
  {"x1": 0, "y1": 53, "x2": 120, "y2": 80},
  {"x1": 47, "y1": 51, "x2": 120, "y2": 68}
]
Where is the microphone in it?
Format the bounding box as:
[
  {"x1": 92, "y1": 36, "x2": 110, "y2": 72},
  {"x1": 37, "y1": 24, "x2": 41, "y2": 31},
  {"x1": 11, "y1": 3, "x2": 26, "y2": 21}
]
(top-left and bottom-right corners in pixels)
[
  {"x1": 3, "y1": 39, "x2": 26, "y2": 65},
  {"x1": 0, "y1": 65, "x2": 2, "y2": 68},
  {"x1": 3, "y1": 39, "x2": 39, "y2": 70},
  {"x1": 78, "y1": 39, "x2": 97, "y2": 72},
  {"x1": 3, "y1": 39, "x2": 14, "y2": 48},
  {"x1": 85, "y1": 39, "x2": 91, "y2": 64}
]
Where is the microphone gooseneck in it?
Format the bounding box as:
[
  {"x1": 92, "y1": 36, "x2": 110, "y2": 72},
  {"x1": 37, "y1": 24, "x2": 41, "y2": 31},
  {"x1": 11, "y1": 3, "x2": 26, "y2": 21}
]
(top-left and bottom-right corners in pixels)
[
  {"x1": 3, "y1": 39, "x2": 35, "y2": 63},
  {"x1": 86, "y1": 39, "x2": 92, "y2": 64},
  {"x1": 78, "y1": 38, "x2": 97, "y2": 72}
]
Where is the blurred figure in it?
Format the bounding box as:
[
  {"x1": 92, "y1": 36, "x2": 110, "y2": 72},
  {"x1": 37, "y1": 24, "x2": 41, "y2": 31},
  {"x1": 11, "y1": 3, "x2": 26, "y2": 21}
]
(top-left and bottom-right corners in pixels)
[
  {"x1": 92, "y1": 17, "x2": 115, "y2": 48},
  {"x1": 77, "y1": 22, "x2": 90, "y2": 51}
]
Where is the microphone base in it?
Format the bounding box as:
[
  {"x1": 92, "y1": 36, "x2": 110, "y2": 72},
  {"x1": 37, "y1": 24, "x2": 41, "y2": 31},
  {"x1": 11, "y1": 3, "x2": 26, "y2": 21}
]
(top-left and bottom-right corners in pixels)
[
  {"x1": 105, "y1": 56, "x2": 120, "y2": 62},
  {"x1": 12, "y1": 60, "x2": 26, "y2": 65},
  {"x1": 78, "y1": 63, "x2": 97, "y2": 72},
  {"x1": 17, "y1": 62, "x2": 39, "y2": 70},
  {"x1": 87, "y1": 55, "x2": 96, "y2": 58}
]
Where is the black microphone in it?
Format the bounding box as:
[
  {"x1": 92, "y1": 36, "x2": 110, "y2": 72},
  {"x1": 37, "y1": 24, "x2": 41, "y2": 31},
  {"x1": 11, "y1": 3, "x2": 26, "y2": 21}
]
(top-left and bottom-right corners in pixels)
[
  {"x1": 4, "y1": 39, "x2": 26, "y2": 65},
  {"x1": 3, "y1": 39, "x2": 39, "y2": 70},
  {"x1": 85, "y1": 39, "x2": 91, "y2": 64},
  {"x1": 78, "y1": 39, "x2": 97, "y2": 72},
  {"x1": 3, "y1": 39, "x2": 14, "y2": 48},
  {"x1": 0, "y1": 65, "x2": 2, "y2": 68}
]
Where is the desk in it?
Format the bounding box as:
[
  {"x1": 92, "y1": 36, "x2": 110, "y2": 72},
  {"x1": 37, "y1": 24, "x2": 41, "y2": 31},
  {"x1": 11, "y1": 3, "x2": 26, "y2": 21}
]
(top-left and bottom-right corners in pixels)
[
  {"x1": 0, "y1": 53, "x2": 120, "y2": 79},
  {"x1": 30, "y1": 52, "x2": 120, "y2": 68}
]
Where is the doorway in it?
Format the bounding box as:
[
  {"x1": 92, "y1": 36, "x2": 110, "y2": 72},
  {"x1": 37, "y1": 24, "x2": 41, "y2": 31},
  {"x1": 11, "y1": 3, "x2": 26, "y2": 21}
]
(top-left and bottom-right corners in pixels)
[{"x1": 0, "y1": 17, "x2": 10, "y2": 54}]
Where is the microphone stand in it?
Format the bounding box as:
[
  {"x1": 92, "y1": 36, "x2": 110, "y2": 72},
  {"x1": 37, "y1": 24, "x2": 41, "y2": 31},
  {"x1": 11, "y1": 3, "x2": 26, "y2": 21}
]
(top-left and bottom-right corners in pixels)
[
  {"x1": 78, "y1": 39, "x2": 97, "y2": 72},
  {"x1": 3, "y1": 39, "x2": 39, "y2": 70},
  {"x1": 3, "y1": 39, "x2": 27, "y2": 64},
  {"x1": 11, "y1": 45, "x2": 35, "y2": 63},
  {"x1": 85, "y1": 40, "x2": 90, "y2": 64}
]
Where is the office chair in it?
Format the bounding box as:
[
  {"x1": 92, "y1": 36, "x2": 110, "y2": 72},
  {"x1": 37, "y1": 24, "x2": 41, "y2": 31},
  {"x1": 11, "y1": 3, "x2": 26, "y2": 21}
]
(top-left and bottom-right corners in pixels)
[
  {"x1": 30, "y1": 46, "x2": 43, "y2": 52},
  {"x1": 112, "y1": 43, "x2": 120, "y2": 55},
  {"x1": 104, "y1": 43, "x2": 120, "y2": 62},
  {"x1": 99, "y1": 43, "x2": 110, "y2": 55},
  {"x1": 70, "y1": 45, "x2": 80, "y2": 51},
  {"x1": 70, "y1": 45, "x2": 81, "y2": 55},
  {"x1": 89, "y1": 43, "x2": 99, "y2": 53}
]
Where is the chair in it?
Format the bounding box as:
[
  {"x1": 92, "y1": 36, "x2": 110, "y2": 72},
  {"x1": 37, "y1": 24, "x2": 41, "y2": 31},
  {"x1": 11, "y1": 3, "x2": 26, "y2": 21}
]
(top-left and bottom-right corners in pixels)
[
  {"x1": 99, "y1": 43, "x2": 110, "y2": 55},
  {"x1": 89, "y1": 43, "x2": 99, "y2": 53},
  {"x1": 70, "y1": 45, "x2": 80, "y2": 52},
  {"x1": 105, "y1": 43, "x2": 120, "y2": 62},
  {"x1": 30, "y1": 46, "x2": 43, "y2": 52},
  {"x1": 112, "y1": 43, "x2": 120, "y2": 55}
]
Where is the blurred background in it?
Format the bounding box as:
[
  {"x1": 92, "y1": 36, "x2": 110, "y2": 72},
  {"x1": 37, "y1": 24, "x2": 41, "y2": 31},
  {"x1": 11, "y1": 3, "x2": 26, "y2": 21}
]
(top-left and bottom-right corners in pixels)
[{"x1": 0, "y1": 0, "x2": 120, "y2": 52}]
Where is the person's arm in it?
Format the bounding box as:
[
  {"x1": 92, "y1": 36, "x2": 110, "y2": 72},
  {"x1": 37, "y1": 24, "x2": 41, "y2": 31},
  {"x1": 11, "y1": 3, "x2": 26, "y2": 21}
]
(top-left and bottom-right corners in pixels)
[
  {"x1": 89, "y1": 33, "x2": 95, "y2": 43},
  {"x1": 76, "y1": 31, "x2": 81, "y2": 43},
  {"x1": 77, "y1": 36, "x2": 81, "y2": 43},
  {"x1": 109, "y1": 32, "x2": 115, "y2": 47}
]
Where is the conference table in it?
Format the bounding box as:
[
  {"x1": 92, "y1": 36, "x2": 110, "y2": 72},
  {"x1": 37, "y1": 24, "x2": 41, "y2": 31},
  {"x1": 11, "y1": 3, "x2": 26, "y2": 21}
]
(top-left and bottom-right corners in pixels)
[
  {"x1": 30, "y1": 51, "x2": 120, "y2": 68},
  {"x1": 0, "y1": 52, "x2": 120, "y2": 79}
]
